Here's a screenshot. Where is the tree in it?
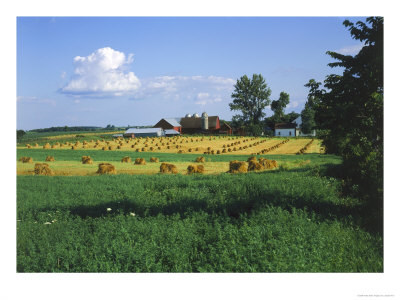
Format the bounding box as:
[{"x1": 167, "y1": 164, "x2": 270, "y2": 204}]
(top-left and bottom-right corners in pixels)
[
  {"x1": 229, "y1": 74, "x2": 271, "y2": 135},
  {"x1": 17, "y1": 130, "x2": 26, "y2": 140},
  {"x1": 300, "y1": 80, "x2": 319, "y2": 134},
  {"x1": 270, "y1": 92, "x2": 290, "y2": 120},
  {"x1": 307, "y1": 17, "x2": 383, "y2": 206}
]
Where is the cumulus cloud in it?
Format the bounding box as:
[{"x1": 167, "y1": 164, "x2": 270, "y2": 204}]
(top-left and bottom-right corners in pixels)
[
  {"x1": 60, "y1": 47, "x2": 140, "y2": 97},
  {"x1": 334, "y1": 44, "x2": 364, "y2": 55}
]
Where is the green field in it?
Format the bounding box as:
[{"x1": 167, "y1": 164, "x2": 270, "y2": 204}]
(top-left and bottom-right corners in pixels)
[{"x1": 16, "y1": 146, "x2": 383, "y2": 272}]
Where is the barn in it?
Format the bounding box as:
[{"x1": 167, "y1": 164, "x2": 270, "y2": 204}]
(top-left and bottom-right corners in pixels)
[
  {"x1": 164, "y1": 129, "x2": 180, "y2": 137},
  {"x1": 123, "y1": 128, "x2": 164, "y2": 138},
  {"x1": 180, "y1": 112, "x2": 220, "y2": 134},
  {"x1": 153, "y1": 118, "x2": 182, "y2": 133},
  {"x1": 219, "y1": 122, "x2": 232, "y2": 135}
]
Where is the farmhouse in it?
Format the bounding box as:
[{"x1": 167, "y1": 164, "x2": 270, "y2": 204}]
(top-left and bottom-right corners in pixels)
[
  {"x1": 274, "y1": 116, "x2": 316, "y2": 137},
  {"x1": 153, "y1": 118, "x2": 182, "y2": 133},
  {"x1": 123, "y1": 128, "x2": 164, "y2": 138}
]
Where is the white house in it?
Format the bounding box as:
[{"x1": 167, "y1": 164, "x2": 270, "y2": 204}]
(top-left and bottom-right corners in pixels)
[{"x1": 274, "y1": 116, "x2": 316, "y2": 137}]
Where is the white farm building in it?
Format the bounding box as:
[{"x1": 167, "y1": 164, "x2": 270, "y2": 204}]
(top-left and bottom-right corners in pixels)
[{"x1": 274, "y1": 116, "x2": 316, "y2": 137}]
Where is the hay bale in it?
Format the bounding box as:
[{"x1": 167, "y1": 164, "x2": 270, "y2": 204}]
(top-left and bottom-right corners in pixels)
[
  {"x1": 34, "y1": 163, "x2": 54, "y2": 176},
  {"x1": 195, "y1": 156, "x2": 205, "y2": 163},
  {"x1": 45, "y1": 156, "x2": 55, "y2": 162},
  {"x1": 160, "y1": 163, "x2": 178, "y2": 174},
  {"x1": 187, "y1": 164, "x2": 205, "y2": 174},
  {"x1": 259, "y1": 158, "x2": 278, "y2": 169},
  {"x1": 247, "y1": 156, "x2": 258, "y2": 163},
  {"x1": 19, "y1": 156, "x2": 33, "y2": 163},
  {"x1": 121, "y1": 156, "x2": 132, "y2": 163},
  {"x1": 82, "y1": 156, "x2": 93, "y2": 164},
  {"x1": 43, "y1": 143, "x2": 50, "y2": 149},
  {"x1": 178, "y1": 150, "x2": 185, "y2": 153},
  {"x1": 134, "y1": 158, "x2": 146, "y2": 165},
  {"x1": 150, "y1": 157, "x2": 159, "y2": 163},
  {"x1": 71, "y1": 146, "x2": 77, "y2": 150},
  {"x1": 96, "y1": 163, "x2": 117, "y2": 175},
  {"x1": 247, "y1": 160, "x2": 264, "y2": 171},
  {"x1": 228, "y1": 160, "x2": 248, "y2": 173},
  {"x1": 108, "y1": 146, "x2": 115, "y2": 151}
]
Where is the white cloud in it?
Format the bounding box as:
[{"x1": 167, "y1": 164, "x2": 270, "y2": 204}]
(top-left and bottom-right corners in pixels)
[
  {"x1": 334, "y1": 44, "x2": 364, "y2": 55},
  {"x1": 132, "y1": 75, "x2": 235, "y2": 107},
  {"x1": 60, "y1": 47, "x2": 141, "y2": 97}
]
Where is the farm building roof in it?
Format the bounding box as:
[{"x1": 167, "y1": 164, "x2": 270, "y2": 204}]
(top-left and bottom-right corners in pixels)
[
  {"x1": 162, "y1": 118, "x2": 181, "y2": 127},
  {"x1": 164, "y1": 129, "x2": 180, "y2": 135},
  {"x1": 125, "y1": 128, "x2": 164, "y2": 134},
  {"x1": 180, "y1": 116, "x2": 219, "y2": 129},
  {"x1": 274, "y1": 122, "x2": 297, "y2": 129}
]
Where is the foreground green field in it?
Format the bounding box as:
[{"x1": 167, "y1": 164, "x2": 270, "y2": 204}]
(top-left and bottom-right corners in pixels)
[{"x1": 17, "y1": 158, "x2": 383, "y2": 272}]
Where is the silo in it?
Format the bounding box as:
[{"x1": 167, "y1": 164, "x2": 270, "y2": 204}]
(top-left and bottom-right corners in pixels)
[
  {"x1": 202, "y1": 112, "x2": 209, "y2": 130},
  {"x1": 185, "y1": 113, "x2": 192, "y2": 118},
  {"x1": 193, "y1": 113, "x2": 199, "y2": 118}
]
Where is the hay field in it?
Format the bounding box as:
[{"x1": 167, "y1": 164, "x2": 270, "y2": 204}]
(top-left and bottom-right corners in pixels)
[{"x1": 18, "y1": 135, "x2": 322, "y2": 155}]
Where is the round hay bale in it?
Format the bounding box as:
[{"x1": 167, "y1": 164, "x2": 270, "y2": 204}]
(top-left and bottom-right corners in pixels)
[
  {"x1": 121, "y1": 156, "x2": 132, "y2": 163},
  {"x1": 96, "y1": 163, "x2": 117, "y2": 175},
  {"x1": 150, "y1": 157, "x2": 159, "y2": 163},
  {"x1": 134, "y1": 158, "x2": 146, "y2": 165},
  {"x1": 160, "y1": 163, "x2": 178, "y2": 174},
  {"x1": 19, "y1": 156, "x2": 33, "y2": 163},
  {"x1": 45, "y1": 156, "x2": 55, "y2": 162},
  {"x1": 228, "y1": 161, "x2": 248, "y2": 173},
  {"x1": 82, "y1": 156, "x2": 93, "y2": 164},
  {"x1": 195, "y1": 156, "x2": 205, "y2": 163},
  {"x1": 34, "y1": 163, "x2": 54, "y2": 176}
]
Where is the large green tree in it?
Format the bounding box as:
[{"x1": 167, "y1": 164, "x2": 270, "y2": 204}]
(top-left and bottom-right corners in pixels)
[
  {"x1": 229, "y1": 74, "x2": 271, "y2": 134},
  {"x1": 270, "y1": 91, "x2": 290, "y2": 120},
  {"x1": 307, "y1": 17, "x2": 383, "y2": 206}
]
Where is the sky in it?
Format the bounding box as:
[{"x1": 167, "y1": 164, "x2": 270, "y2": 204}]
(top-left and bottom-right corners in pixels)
[{"x1": 17, "y1": 16, "x2": 367, "y2": 130}]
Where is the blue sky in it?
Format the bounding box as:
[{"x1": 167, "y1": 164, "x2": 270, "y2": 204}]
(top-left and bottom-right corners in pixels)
[{"x1": 17, "y1": 17, "x2": 366, "y2": 130}]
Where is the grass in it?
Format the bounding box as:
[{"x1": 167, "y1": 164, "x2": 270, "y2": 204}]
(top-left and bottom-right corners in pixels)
[{"x1": 17, "y1": 167, "x2": 382, "y2": 272}]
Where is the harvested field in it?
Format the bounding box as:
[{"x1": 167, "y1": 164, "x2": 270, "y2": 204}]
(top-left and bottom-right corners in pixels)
[{"x1": 19, "y1": 136, "x2": 322, "y2": 155}]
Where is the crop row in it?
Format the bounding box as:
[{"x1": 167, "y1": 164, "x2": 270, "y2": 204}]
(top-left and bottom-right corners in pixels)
[{"x1": 296, "y1": 139, "x2": 314, "y2": 154}]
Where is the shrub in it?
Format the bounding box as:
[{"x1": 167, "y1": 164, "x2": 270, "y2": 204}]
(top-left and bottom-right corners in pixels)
[
  {"x1": 160, "y1": 163, "x2": 178, "y2": 174},
  {"x1": 96, "y1": 163, "x2": 117, "y2": 175},
  {"x1": 34, "y1": 163, "x2": 54, "y2": 176}
]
